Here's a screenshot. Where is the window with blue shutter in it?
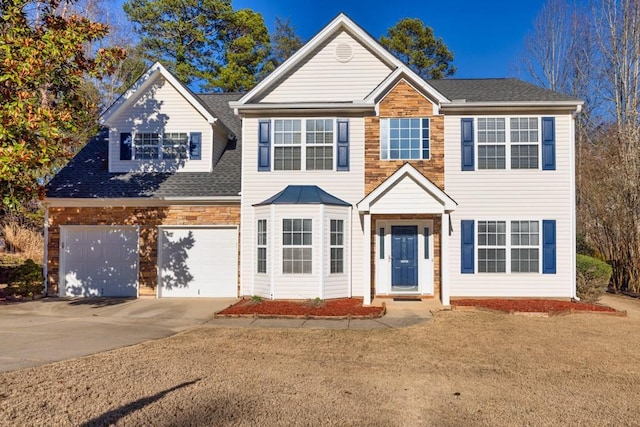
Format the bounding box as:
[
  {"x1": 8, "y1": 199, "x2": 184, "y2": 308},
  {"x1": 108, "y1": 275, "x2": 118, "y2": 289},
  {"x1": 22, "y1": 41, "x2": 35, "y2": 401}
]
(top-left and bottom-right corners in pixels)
[
  {"x1": 542, "y1": 117, "x2": 556, "y2": 170},
  {"x1": 461, "y1": 220, "x2": 475, "y2": 273},
  {"x1": 542, "y1": 220, "x2": 556, "y2": 274},
  {"x1": 189, "y1": 132, "x2": 202, "y2": 160},
  {"x1": 336, "y1": 119, "x2": 349, "y2": 171},
  {"x1": 461, "y1": 118, "x2": 474, "y2": 171},
  {"x1": 258, "y1": 120, "x2": 271, "y2": 171},
  {"x1": 119, "y1": 132, "x2": 132, "y2": 160}
]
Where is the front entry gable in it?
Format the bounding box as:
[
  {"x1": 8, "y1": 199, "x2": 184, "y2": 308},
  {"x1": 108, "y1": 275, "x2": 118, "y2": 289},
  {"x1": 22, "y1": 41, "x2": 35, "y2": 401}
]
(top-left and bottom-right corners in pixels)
[{"x1": 358, "y1": 163, "x2": 457, "y2": 214}]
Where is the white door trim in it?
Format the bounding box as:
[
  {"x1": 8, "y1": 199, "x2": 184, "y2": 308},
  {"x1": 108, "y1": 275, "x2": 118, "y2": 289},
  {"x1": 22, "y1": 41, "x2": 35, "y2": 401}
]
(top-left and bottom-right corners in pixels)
[{"x1": 375, "y1": 219, "x2": 434, "y2": 296}]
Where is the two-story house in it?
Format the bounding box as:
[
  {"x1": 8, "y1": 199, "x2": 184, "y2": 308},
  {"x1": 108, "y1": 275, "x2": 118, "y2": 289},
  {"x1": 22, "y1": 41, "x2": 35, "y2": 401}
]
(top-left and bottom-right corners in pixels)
[{"x1": 45, "y1": 14, "x2": 582, "y2": 305}]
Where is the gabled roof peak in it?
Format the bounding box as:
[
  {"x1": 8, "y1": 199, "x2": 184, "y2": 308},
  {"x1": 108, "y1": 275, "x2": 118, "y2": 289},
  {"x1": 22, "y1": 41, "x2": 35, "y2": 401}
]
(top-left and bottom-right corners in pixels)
[{"x1": 100, "y1": 61, "x2": 217, "y2": 126}]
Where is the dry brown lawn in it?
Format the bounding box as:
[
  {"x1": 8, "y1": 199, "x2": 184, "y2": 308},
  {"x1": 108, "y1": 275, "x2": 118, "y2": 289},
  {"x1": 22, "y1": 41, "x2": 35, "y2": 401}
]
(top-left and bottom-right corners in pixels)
[{"x1": 1, "y1": 294, "x2": 639, "y2": 426}]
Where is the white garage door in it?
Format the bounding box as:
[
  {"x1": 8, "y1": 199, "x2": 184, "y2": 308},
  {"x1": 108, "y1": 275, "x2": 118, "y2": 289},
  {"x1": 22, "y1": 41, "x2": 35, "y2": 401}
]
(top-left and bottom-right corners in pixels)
[
  {"x1": 158, "y1": 227, "x2": 238, "y2": 297},
  {"x1": 61, "y1": 226, "x2": 139, "y2": 297}
]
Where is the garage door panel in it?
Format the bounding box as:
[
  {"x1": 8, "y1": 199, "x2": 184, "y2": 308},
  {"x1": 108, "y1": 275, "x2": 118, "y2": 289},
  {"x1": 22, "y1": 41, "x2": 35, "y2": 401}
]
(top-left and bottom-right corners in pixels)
[
  {"x1": 159, "y1": 227, "x2": 238, "y2": 297},
  {"x1": 62, "y1": 227, "x2": 139, "y2": 297}
]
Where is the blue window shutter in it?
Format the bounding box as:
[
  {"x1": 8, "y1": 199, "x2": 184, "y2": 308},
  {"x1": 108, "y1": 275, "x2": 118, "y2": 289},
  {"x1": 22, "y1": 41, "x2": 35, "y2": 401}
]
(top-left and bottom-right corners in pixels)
[
  {"x1": 119, "y1": 132, "x2": 132, "y2": 160},
  {"x1": 542, "y1": 117, "x2": 556, "y2": 170},
  {"x1": 189, "y1": 132, "x2": 202, "y2": 160},
  {"x1": 337, "y1": 119, "x2": 349, "y2": 171},
  {"x1": 543, "y1": 220, "x2": 557, "y2": 274},
  {"x1": 461, "y1": 220, "x2": 475, "y2": 273},
  {"x1": 258, "y1": 120, "x2": 271, "y2": 171},
  {"x1": 461, "y1": 118, "x2": 474, "y2": 171}
]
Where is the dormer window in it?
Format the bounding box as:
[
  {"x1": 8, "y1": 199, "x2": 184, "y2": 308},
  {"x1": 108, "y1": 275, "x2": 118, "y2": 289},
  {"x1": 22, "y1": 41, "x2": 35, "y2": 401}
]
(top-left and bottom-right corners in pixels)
[
  {"x1": 133, "y1": 133, "x2": 160, "y2": 160},
  {"x1": 132, "y1": 132, "x2": 188, "y2": 160},
  {"x1": 161, "y1": 133, "x2": 188, "y2": 159}
]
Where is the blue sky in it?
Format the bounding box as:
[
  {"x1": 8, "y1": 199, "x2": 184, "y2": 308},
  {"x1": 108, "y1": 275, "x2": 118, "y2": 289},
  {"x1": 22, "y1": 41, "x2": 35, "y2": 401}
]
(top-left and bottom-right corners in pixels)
[{"x1": 233, "y1": 0, "x2": 548, "y2": 78}]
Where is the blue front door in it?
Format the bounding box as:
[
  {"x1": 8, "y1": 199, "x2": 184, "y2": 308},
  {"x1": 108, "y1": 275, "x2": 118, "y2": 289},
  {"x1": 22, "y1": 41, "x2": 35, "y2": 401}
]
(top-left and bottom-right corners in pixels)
[{"x1": 391, "y1": 226, "x2": 418, "y2": 289}]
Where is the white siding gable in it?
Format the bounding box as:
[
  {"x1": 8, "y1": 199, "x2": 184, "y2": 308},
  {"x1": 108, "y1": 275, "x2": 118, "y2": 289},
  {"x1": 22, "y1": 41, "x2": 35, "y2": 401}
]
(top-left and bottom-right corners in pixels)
[
  {"x1": 369, "y1": 175, "x2": 446, "y2": 214},
  {"x1": 108, "y1": 75, "x2": 214, "y2": 173},
  {"x1": 258, "y1": 30, "x2": 394, "y2": 103}
]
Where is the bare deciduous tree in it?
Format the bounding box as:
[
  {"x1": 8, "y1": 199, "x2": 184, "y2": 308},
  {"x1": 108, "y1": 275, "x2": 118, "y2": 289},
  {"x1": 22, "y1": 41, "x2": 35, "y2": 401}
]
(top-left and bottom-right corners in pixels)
[{"x1": 519, "y1": 0, "x2": 640, "y2": 292}]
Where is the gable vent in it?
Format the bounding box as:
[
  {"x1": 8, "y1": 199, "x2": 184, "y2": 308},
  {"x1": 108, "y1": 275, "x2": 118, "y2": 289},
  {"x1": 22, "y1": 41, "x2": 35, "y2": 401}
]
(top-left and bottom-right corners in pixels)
[{"x1": 335, "y1": 43, "x2": 353, "y2": 63}]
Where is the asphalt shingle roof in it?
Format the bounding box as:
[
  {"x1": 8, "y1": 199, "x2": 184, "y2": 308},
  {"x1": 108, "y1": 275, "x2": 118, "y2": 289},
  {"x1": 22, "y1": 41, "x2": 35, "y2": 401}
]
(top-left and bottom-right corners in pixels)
[
  {"x1": 46, "y1": 93, "x2": 243, "y2": 199},
  {"x1": 427, "y1": 78, "x2": 581, "y2": 103}
]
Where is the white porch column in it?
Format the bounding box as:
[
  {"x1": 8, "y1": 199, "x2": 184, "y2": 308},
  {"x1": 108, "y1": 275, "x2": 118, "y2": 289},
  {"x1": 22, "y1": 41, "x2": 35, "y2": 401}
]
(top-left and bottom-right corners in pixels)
[
  {"x1": 363, "y1": 213, "x2": 372, "y2": 305},
  {"x1": 441, "y1": 213, "x2": 450, "y2": 306}
]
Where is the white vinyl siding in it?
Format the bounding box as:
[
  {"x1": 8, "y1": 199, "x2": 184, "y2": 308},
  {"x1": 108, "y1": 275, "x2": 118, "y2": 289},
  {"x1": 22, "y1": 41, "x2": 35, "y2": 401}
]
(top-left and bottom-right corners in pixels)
[
  {"x1": 241, "y1": 117, "x2": 364, "y2": 299},
  {"x1": 109, "y1": 75, "x2": 213, "y2": 173},
  {"x1": 445, "y1": 113, "x2": 574, "y2": 298},
  {"x1": 367, "y1": 174, "x2": 446, "y2": 214},
  {"x1": 258, "y1": 30, "x2": 393, "y2": 103}
]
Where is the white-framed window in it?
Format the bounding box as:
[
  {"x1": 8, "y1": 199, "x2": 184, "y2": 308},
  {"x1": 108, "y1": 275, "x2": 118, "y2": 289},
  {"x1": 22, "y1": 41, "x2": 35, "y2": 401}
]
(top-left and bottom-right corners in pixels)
[
  {"x1": 510, "y1": 118, "x2": 539, "y2": 169},
  {"x1": 476, "y1": 117, "x2": 540, "y2": 170},
  {"x1": 477, "y1": 220, "x2": 542, "y2": 273},
  {"x1": 306, "y1": 119, "x2": 334, "y2": 170},
  {"x1": 257, "y1": 219, "x2": 267, "y2": 274},
  {"x1": 511, "y1": 221, "x2": 540, "y2": 273},
  {"x1": 477, "y1": 220, "x2": 506, "y2": 273},
  {"x1": 273, "y1": 119, "x2": 302, "y2": 170},
  {"x1": 161, "y1": 133, "x2": 188, "y2": 160},
  {"x1": 133, "y1": 133, "x2": 160, "y2": 160},
  {"x1": 273, "y1": 119, "x2": 337, "y2": 171},
  {"x1": 477, "y1": 118, "x2": 506, "y2": 169},
  {"x1": 330, "y1": 219, "x2": 344, "y2": 274},
  {"x1": 133, "y1": 132, "x2": 189, "y2": 160},
  {"x1": 380, "y1": 118, "x2": 430, "y2": 160},
  {"x1": 282, "y1": 219, "x2": 312, "y2": 274}
]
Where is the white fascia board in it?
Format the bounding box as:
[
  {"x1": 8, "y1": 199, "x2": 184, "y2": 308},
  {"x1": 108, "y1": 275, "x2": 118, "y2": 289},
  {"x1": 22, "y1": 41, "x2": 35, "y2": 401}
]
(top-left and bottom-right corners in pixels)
[
  {"x1": 365, "y1": 68, "x2": 450, "y2": 106},
  {"x1": 100, "y1": 62, "x2": 217, "y2": 126},
  {"x1": 45, "y1": 197, "x2": 240, "y2": 207},
  {"x1": 441, "y1": 100, "x2": 584, "y2": 113},
  {"x1": 232, "y1": 102, "x2": 375, "y2": 115},
  {"x1": 357, "y1": 163, "x2": 457, "y2": 212},
  {"x1": 234, "y1": 13, "x2": 406, "y2": 107}
]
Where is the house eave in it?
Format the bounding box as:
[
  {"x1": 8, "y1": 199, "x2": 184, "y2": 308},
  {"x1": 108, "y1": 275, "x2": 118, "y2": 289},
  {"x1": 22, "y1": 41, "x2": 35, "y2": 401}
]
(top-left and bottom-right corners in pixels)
[
  {"x1": 44, "y1": 196, "x2": 241, "y2": 208},
  {"x1": 231, "y1": 102, "x2": 375, "y2": 116},
  {"x1": 441, "y1": 100, "x2": 584, "y2": 114}
]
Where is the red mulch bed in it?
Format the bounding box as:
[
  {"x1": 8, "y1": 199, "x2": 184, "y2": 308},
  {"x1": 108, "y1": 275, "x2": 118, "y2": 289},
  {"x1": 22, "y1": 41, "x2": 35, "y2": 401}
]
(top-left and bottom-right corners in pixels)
[
  {"x1": 217, "y1": 298, "x2": 384, "y2": 318},
  {"x1": 451, "y1": 298, "x2": 619, "y2": 314}
]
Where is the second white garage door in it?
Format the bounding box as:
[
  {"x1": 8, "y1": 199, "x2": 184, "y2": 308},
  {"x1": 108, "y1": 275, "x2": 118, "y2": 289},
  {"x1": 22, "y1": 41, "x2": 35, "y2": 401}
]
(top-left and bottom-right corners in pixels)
[{"x1": 158, "y1": 227, "x2": 238, "y2": 297}]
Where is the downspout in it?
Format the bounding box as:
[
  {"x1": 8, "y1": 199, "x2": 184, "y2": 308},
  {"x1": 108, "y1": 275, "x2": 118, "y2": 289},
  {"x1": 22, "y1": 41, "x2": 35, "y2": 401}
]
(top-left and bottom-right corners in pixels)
[
  {"x1": 43, "y1": 207, "x2": 49, "y2": 296},
  {"x1": 348, "y1": 205, "x2": 353, "y2": 298},
  {"x1": 570, "y1": 107, "x2": 581, "y2": 300}
]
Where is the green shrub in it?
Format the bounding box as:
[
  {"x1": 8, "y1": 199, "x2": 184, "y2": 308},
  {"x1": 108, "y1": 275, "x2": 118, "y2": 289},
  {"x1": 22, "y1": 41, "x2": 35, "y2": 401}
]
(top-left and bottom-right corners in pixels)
[
  {"x1": 7, "y1": 259, "x2": 43, "y2": 299},
  {"x1": 576, "y1": 254, "x2": 612, "y2": 303}
]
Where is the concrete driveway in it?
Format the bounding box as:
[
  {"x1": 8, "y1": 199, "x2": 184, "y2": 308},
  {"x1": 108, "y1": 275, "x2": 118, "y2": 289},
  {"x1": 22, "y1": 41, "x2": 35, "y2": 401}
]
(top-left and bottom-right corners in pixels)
[{"x1": 0, "y1": 297, "x2": 237, "y2": 373}]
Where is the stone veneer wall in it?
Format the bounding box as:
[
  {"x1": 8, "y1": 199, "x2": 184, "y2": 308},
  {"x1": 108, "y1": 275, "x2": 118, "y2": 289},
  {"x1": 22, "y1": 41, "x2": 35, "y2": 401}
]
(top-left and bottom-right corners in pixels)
[
  {"x1": 47, "y1": 204, "x2": 240, "y2": 297},
  {"x1": 370, "y1": 214, "x2": 442, "y2": 299},
  {"x1": 365, "y1": 80, "x2": 445, "y2": 193}
]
